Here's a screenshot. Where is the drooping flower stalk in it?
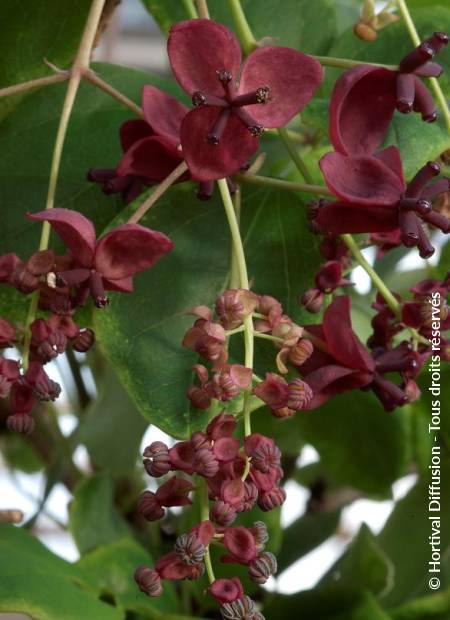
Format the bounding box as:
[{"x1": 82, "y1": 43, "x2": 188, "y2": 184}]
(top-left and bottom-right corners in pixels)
[{"x1": 22, "y1": 0, "x2": 107, "y2": 368}]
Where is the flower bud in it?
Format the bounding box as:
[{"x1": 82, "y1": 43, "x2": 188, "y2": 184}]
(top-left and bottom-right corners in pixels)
[
  {"x1": 0, "y1": 318, "x2": 16, "y2": 348},
  {"x1": 187, "y1": 385, "x2": 212, "y2": 409},
  {"x1": 6, "y1": 413, "x2": 35, "y2": 434},
  {"x1": 174, "y1": 533, "x2": 206, "y2": 565},
  {"x1": 193, "y1": 448, "x2": 220, "y2": 478},
  {"x1": 241, "y1": 481, "x2": 258, "y2": 512},
  {"x1": 191, "y1": 431, "x2": 211, "y2": 450},
  {"x1": 138, "y1": 491, "x2": 164, "y2": 521},
  {"x1": 353, "y1": 21, "x2": 377, "y2": 42},
  {"x1": 210, "y1": 501, "x2": 237, "y2": 526},
  {"x1": 209, "y1": 578, "x2": 244, "y2": 604},
  {"x1": 215, "y1": 289, "x2": 258, "y2": 329},
  {"x1": 72, "y1": 328, "x2": 95, "y2": 353},
  {"x1": 288, "y1": 338, "x2": 313, "y2": 366},
  {"x1": 300, "y1": 289, "x2": 323, "y2": 313},
  {"x1": 220, "y1": 596, "x2": 258, "y2": 620},
  {"x1": 134, "y1": 565, "x2": 163, "y2": 597},
  {"x1": 258, "y1": 487, "x2": 286, "y2": 512},
  {"x1": 248, "y1": 552, "x2": 277, "y2": 584},
  {"x1": 287, "y1": 378, "x2": 313, "y2": 410},
  {"x1": 26, "y1": 250, "x2": 55, "y2": 276},
  {"x1": 251, "y1": 443, "x2": 281, "y2": 474},
  {"x1": 250, "y1": 521, "x2": 269, "y2": 547},
  {"x1": 143, "y1": 441, "x2": 171, "y2": 477}
]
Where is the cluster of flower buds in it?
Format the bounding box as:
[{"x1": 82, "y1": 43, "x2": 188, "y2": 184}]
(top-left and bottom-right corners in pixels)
[
  {"x1": 135, "y1": 412, "x2": 281, "y2": 618},
  {"x1": 353, "y1": 0, "x2": 399, "y2": 42},
  {"x1": 0, "y1": 208, "x2": 173, "y2": 432},
  {"x1": 183, "y1": 290, "x2": 314, "y2": 415}
]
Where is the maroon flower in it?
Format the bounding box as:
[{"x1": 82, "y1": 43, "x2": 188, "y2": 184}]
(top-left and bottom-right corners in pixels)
[
  {"x1": 0, "y1": 318, "x2": 16, "y2": 348},
  {"x1": 221, "y1": 526, "x2": 258, "y2": 565},
  {"x1": 89, "y1": 85, "x2": 190, "y2": 203},
  {"x1": 168, "y1": 19, "x2": 323, "y2": 180},
  {"x1": 316, "y1": 148, "x2": 450, "y2": 257},
  {"x1": 134, "y1": 566, "x2": 163, "y2": 597},
  {"x1": 138, "y1": 476, "x2": 194, "y2": 521},
  {"x1": 253, "y1": 372, "x2": 313, "y2": 417},
  {"x1": 330, "y1": 33, "x2": 449, "y2": 156},
  {"x1": 209, "y1": 578, "x2": 244, "y2": 604},
  {"x1": 28, "y1": 208, "x2": 173, "y2": 307}
]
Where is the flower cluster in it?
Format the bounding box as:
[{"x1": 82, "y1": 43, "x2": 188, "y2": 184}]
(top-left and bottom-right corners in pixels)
[
  {"x1": 90, "y1": 18, "x2": 323, "y2": 202},
  {"x1": 0, "y1": 208, "x2": 172, "y2": 431},
  {"x1": 135, "y1": 411, "x2": 281, "y2": 619},
  {"x1": 312, "y1": 32, "x2": 450, "y2": 258}
]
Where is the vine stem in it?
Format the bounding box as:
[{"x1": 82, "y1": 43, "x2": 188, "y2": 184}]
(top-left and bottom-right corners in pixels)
[
  {"x1": 396, "y1": 0, "x2": 450, "y2": 133},
  {"x1": 199, "y1": 477, "x2": 215, "y2": 583},
  {"x1": 311, "y1": 55, "x2": 398, "y2": 70},
  {"x1": 83, "y1": 69, "x2": 143, "y2": 117},
  {"x1": 195, "y1": 0, "x2": 210, "y2": 19},
  {"x1": 127, "y1": 161, "x2": 188, "y2": 224},
  {"x1": 22, "y1": 0, "x2": 107, "y2": 367},
  {"x1": 277, "y1": 127, "x2": 314, "y2": 183},
  {"x1": 237, "y1": 172, "x2": 334, "y2": 196},
  {"x1": 229, "y1": 187, "x2": 242, "y2": 289},
  {"x1": 182, "y1": 0, "x2": 198, "y2": 19},
  {"x1": 218, "y1": 179, "x2": 253, "y2": 480},
  {"x1": 0, "y1": 73, "x2": 69, "y2": 98},
  {"x1": 227, "y1": 0, "x2": 257, "y2": 55}
]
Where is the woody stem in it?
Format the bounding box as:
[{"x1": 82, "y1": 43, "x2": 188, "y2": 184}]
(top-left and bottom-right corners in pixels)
[
  {"x1": 396, "y1": 0, "x2": 450, "y2": 133},
  {"x1": 22, "y1": 0, "x2": 107, "y2": 368}
]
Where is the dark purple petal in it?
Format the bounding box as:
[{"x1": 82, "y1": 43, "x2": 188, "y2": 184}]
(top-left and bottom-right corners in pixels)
[
  {"x1": 374, "y1": 146, "x2": 406, "y2": 187},
  {"x1": 323, "y1": 296, "x2": 375, "y2": 372},
  {"x1": 329, "y1": 66, "x2": 396, "y2": 155},
  {"x1": 120, "y1": 119, "x2": 154, "y2": 152},
  {"x1": 117, "y1": 136, "x2": 186, "y2": 182},
  {"x1": 95, "y1": 223, "x2": 173, "y2": 280},
  {"x1": 238, "y1": 47, "x2": 323, "y2": 128},
  {"x1": 103, "y1": 276, "x2": 134, "y2": 293},
  {"x1": 180, "y1": 107, "x2": 259, "y2": 181},
  {"x1": 320, "y1": 152, "x2": 405, "y2": 206},
  {"x1": 168, "y1": 19, "x2": 241, "y2": 97},
  {"x1": 27, "y1": 209, "x2": 95, "y2": 267},
  {"x1": 142, "y1": 85, "x2": 188, "y2": 143},
  {"x1": 316, "y1": 201, "x2": 398, "y2": 235}
]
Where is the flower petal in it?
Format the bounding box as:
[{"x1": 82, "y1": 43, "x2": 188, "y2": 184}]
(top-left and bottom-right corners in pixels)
[
  {"x1": 323, "y1": 296, "x2": 375, "y2": 372},
  {"x1": 329, "y1": 65, "x2": 396, "y2": 155},
  {"x1": 180, "y1": 107, "x2": 259, "y2": 181},
  {"x1": 27, "y1": 208, "x2": 95, "y2": 267},
  {"x1": 316, "y1": 201, "x2": 398, "y2": 235},
  {"x1": 320, "y1": 152, "x2": 405, "y2": 205},
  {"x1": 168, "y1": 19, "x2": 241, "y2": 97},
  {"x1": 142, "y1": 85, "x2": 188, "y2": 143},
  {"x1": 117, "y1": 136, "x2": 186, "y2": 182},
  {"x1": 223, "y1": 527, "x2": 257, "y2": 564},
  {"x1": 95, "y1": 223, "x2": 173, "y2": 280},
  {"x1": 120, "y1": 119, "x2": 154, "y2": 152},
  {"x1": 238, "y1": 47, "x2": 323, "y2": 127},
  {"x1": 374, "y1": 145, "x2": 405, "y2": 187},
  {"x1": 103, "y1": 276, "x2": 134, "y2": 293}
]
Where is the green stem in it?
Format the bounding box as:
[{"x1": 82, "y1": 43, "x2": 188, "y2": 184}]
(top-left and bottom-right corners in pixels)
[
  {"x1": 341, "y1": 234, "x2": 400, "y2": 315},
  {"x1": 227, "y1": 0, "x2": 257, "y2": 55},
  {"x1": 396, "y1": 0, "x2": 450, "y2": 133},
  {"x1": 237, "y1": 172, "x2": 334, "y2": 196},
  {"x1": 195, "y1": 0, "x2": 209, "y2": 19},
  {"x1": 253, "y1": 331, "x2": 284, "y2": 345},
  {"x1": 22, "y1": 0, "x2": 106, "y2": 367},
  {"x1": 182, "y1": 0, "x2": 198, "y2": 18},
  {"x1": 311, "y1": 55, "x2": 398, "y2": 70},
  {"x1": 278, "y1": 127, "x2": 314, "y2": 183},
  {"x1": 218, "y1": 179, "x2": 253, "y2": 465},
  {"x1": 229, "y1": 187, "x2": 242, "y2": 289},
  {"x1": 199, "y1": 477, "x2": 215, "y2": 583}
]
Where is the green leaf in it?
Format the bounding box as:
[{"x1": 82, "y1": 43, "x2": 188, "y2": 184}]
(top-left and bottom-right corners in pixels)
[
  {"x1": 321, "y1": 524, "x2": 394, "y2": 597},
  {"x1": 143, "y1": 0, "x2": 338, "y2": 55},
  {"x1": 95, "y1": 184, "x2": 321, "y2": 438},
  {"x1": 264, "y1": 586, "x2": 392, "y2": 620},
  {"x1": 377, "y1": 459, "x2": 450, "y2": 607},
  {"x1": 0, "y1": 1, "x2": 92, "y2": 119},
  {"x1": 76, "y1": 366, "x2": 147, "y2": 476},
  {"x1": 0, "y1": 524, "x2": 122, "y2": 620},
  {"x1": 294, "y1": 390, "x2": 410, "y2": 496},
  {"x1": 78, "y1": 538, "x2": 179, "y2": 616},
  {"x1": 70, "y1": 473, "x2": 130, "y2": 554},
  {"x1": 0, "y1": 432, "x2": 44, "y2": 473},
  {"x1": 0, "y1": 62, "x2": 181, "y2": 323},
  {"x1": 390, "y1": 588, "x2": 450, "y2": 620},
  {"x1": 277, "y1": 510, "x2": 341, "y2": 572}
]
